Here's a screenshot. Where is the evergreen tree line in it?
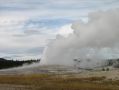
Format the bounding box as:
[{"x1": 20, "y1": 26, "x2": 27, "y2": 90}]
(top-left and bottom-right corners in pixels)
[{"x1": 0, "y1": 58, "x2": 40, "y2": 69}]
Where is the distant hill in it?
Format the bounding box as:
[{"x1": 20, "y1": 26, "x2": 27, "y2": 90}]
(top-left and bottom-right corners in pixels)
[{"x1": 0, "y1": 58, "x2": 40, "y2": 69}]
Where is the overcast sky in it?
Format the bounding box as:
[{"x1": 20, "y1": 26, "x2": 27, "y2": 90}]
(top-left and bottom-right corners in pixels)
[{"x1": 0, "y1": 0, "x2": 119, "y2": 59}]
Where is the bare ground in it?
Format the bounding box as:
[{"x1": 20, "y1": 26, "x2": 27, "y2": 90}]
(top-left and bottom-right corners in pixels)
[{"x1": 0, "y1": 84, "x2": 31, "y2": 90}]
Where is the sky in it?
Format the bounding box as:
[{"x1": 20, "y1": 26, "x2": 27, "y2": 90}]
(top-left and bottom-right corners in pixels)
[{"x1": 0, "y1": 0, "x2": 119, "y2": 60}]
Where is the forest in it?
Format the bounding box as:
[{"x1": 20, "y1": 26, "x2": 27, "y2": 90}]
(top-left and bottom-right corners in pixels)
[{"x1": 0, "y1": 58, "x2": 40, "y2": 69}]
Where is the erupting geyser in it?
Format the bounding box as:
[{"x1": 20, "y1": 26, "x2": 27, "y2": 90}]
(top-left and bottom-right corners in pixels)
[{"x1": 41, "y1": 9, "x2": 119, "y2": 68}]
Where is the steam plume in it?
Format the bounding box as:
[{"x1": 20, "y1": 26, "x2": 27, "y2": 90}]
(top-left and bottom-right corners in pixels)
[{"x1": 41, "y1": 9, "x2": 119, "y2": 68}]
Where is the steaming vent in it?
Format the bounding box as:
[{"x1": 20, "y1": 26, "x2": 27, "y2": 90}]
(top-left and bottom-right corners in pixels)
[{"x1": 40, "y1": 9, "x2": 119, "y2": 69}]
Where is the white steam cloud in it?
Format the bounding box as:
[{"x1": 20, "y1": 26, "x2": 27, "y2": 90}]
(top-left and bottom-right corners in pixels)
[{"x1": 41, "y1": 9, "x2": 119, "y2": 68}]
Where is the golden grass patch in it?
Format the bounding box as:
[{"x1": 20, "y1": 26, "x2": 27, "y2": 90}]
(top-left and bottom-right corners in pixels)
[{"x1": 0, "y1": 74, "x2": 118, "y2": 90}]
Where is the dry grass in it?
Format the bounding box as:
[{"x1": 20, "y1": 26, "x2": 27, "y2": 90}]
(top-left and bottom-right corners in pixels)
[{"x1": 0, "y1": 74, "x2": 118, "y2": 90}]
